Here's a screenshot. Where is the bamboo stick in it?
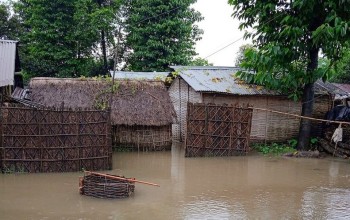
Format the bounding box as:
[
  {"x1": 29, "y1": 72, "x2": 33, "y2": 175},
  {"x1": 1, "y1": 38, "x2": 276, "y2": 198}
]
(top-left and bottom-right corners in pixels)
[
  {"x1": 249, "y1": 107, "x2": 350, "y2": 125},
  {"x1": 84, "y1": 171, "x2": 160, "y2": 187}
]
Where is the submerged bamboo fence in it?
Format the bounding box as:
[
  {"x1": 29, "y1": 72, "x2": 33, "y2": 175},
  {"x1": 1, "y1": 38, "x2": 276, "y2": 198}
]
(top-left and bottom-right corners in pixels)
[
  {"x1": 185, "y1": 103, "x2": 253, "y2": 157},
  {"x1": 112, "y1": 125, "x2": 172, "y2": 151},
  {"x1": 0, "y1": 104, "x2": 112, "y2": 173}
]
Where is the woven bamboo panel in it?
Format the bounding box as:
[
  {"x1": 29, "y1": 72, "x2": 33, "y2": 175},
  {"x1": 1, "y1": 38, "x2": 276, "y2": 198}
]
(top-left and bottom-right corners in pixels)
[
  {"x1": 263, "y1": 97, "x2": 300, "y2": 141},
  {"x1": 203, "y1": 94, "x2": 302, "y2": 142},
  {"x1": 171, "y1": 124, "x2": 181, "y2": 142},
  {"x1": 168, "y1": 78, "x2": 201, "y2": 142},
  {"x1": 168, "y1": 78, "x2": 181, "y2": 141},
  {"x1": 0, "y1": 104, "x2": 112, "y2": 173},
  {"x1": 248, "y1": 97, "x2": 269, "y2": 141},
  {"x1": 185, "y1": 103, "x2": 252, "y2": 157},
  {"x1": 311, "y1": 95, "x2": 332, "y2": 137},
  {"x1": 112, "y1": 125, "x2": 172, "y2": 151}
]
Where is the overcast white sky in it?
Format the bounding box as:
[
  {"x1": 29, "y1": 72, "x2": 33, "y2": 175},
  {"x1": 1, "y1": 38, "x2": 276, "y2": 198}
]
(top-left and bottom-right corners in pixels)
[{"x1": 193, "y1": 0, "x2": 251, "y2": 67}]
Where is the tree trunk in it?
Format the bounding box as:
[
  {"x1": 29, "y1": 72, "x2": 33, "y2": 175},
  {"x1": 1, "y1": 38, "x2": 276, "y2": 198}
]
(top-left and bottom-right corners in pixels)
[
  {"x1": 297, "y1": 47, "x2": 319, "y2": 150},
  {"x1": 97, "y1": 0, "x2": 108, "y2": 75},
  {"x1": 297, "y1": 83, "x2": 315, "y2": 150},
  {"x1": 101, "y1": 30, "x2": 108, "y2": 75}
]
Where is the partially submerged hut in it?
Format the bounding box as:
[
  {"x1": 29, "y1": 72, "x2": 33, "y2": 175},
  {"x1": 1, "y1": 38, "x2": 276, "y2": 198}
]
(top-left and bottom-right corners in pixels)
[
  {"x1": 169, "y1": 66, "x2": 344, "y2": 143},
  {"x1": 29, "y1": 78, "x2": 176, "y2": 150},
  {"x1": 312, "y1": 80, "x2": 349, "y2": 136}
]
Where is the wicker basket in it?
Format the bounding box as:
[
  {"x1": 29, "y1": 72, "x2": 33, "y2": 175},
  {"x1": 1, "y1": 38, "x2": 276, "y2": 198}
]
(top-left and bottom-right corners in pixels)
[{"x1": 80, "y1": 173, "x2": 135, "y2": 199}]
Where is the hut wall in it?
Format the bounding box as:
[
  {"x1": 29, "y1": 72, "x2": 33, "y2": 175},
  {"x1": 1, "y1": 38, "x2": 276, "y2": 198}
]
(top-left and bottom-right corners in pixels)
[
  {"x1": 169, "y1": 77, "x2": 333, "y2": 144},
  {"x1": 112, "y1": 125, "x2": 172, "y2": 151},
  {"x1": 168, "y1": 78, "x2": 202, "y2": 142},
  {"x1": 202, "y1": 94, "x2": 302, "y2": 143},
  {"x1": 311, "y1": 94, "x2": 333, "y2": 137}
]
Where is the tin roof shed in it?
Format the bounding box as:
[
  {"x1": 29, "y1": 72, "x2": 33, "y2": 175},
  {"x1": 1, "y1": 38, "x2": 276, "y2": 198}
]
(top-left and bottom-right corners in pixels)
[
  {"x1": 171, "y1": 66, "x2": 279, "y2": 95},
  {"x1": 171, "y1": 66, "x2": 349, "y2": 98},
  {"x1": 109, "y1": 71, "x2": 170, "y2": 81},
  {"x1": 0, "y1": 40, "x2": 19, "y2": 87}
]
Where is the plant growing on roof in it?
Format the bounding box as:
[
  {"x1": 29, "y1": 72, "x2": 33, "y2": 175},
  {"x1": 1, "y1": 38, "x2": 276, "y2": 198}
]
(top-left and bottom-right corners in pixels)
[{"x1": 229, "y1": 0, "x2": 350, "y2": 150}]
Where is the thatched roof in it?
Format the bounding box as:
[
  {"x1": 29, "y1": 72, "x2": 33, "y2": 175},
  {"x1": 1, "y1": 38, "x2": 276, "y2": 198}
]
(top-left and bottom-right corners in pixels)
[{"x1": 29, "y1": 77, "x2": 176, "y2": 126}]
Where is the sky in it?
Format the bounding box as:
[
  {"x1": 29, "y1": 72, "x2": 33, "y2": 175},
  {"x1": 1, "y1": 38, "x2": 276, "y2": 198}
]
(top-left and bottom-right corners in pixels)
[{"x1": 193, "y1": 0, "x2": 251, "y2": 67}]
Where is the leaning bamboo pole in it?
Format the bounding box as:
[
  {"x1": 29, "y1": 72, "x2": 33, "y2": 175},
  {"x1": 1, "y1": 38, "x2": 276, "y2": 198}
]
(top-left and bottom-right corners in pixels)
[{"x1": 84, "y1": 171, "x2": 160, "y2": 187}]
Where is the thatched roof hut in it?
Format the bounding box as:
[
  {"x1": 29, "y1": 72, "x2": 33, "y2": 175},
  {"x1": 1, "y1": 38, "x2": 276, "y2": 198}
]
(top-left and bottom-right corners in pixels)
[
  {"x1": 29, "y1": 77, "x2": 176, "y2": 150},
  {"x1": 29, "y1": 77, "x2": 175, "y2": 126}
]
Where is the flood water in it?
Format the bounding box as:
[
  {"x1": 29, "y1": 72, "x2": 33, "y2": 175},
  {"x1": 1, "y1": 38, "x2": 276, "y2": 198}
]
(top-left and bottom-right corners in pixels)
[{"x1": 1, "y1": 145, "x2": 350, "y2": 220}]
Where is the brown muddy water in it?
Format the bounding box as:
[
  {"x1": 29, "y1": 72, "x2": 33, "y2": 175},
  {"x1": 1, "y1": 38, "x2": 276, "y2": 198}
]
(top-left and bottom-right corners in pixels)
[{"x1": 1, "y1": 145, "x2": 350, "y2": 220}]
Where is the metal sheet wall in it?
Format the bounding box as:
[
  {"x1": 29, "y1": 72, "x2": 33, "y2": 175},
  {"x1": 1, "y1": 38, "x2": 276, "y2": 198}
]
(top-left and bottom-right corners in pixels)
[{"x1": 0, "y1": 40, "x2": 16, "y2": 87}]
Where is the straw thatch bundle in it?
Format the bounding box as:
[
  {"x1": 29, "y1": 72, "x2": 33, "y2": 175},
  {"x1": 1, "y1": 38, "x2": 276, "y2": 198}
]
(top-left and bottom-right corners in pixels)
[{"x1": 29, "y1": 77, "x2": 176, "y2": 126}]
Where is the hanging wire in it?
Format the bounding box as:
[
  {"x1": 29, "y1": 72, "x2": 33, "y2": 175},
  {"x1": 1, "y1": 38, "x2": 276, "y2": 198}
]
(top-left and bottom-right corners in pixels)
[{"x1": 204, "y1": 13, "x2": 284, "y2": 59}]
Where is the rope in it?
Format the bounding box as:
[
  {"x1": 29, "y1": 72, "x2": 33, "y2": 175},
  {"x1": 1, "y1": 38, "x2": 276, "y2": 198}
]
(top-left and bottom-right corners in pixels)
[{"x1": 249, "y1": 107, "x2": 350, "y2": 125}]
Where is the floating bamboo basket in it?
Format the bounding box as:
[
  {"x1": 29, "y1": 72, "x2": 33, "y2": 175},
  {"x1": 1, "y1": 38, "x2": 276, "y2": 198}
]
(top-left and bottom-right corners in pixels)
[{"x1": 80, "y1": 172, "x2": 135, "y2": 199}]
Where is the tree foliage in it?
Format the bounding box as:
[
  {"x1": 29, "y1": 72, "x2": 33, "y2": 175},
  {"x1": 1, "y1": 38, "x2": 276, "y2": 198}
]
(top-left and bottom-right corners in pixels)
[
  {"x1": 15, "y1": 0, "x2": 121, "y2": 78},
  {"x1": 234, "y1": 44, "x2": 254, "y2": 67},
  {"x1": 125, "y1": 0, "x2": 203, "y2": 72},
  {"x1": 189, "y1": 57, "x2": 213, "y2": 66},
  {"x1": 229, "y1": 0, "x2": 350, "y2": 150},
  {"x1": 0, "y1": 2, "x2": 22, "y2": 40},
  {"x1": 330, "y1": 48, "x2": 350, "y2": 83}
]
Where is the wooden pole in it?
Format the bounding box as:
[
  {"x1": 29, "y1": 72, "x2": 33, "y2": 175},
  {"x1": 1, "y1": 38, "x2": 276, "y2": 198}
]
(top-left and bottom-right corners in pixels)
[{"x1": 84, "y1": 171, "x2": 160, "y2": 187}]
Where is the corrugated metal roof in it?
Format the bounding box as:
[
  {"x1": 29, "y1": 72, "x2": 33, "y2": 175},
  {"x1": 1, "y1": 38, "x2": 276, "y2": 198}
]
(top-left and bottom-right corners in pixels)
[
  {"x1": 314, "y1": 80, "x2": 350, "y2": 98},
  {"x1": 0, "y1": 40, "x2": 17, "y2": 87},
  {"x1": 172, "y1": 66, "x2": 350, "y2": 97},
  {"x1": 171, "y1": 66, "x2": 279, "y2": 95},
  {"x1": 333, "y1": 83, "x2": 350, "y2": 94},
  {"x1": 109, "y1": 71, "x2": 170, "y2": 81}
]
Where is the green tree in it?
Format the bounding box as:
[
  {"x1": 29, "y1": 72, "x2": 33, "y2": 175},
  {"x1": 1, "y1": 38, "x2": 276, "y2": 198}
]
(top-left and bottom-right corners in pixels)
[
  {"x1": 93, "y1": 0, "x2": 122, "y2": 74},
  {"x1": 229, "y1": 0, "x2": 350, "y2": 150},
  {"x1": 18, "y1": 0, "x2": 77, "y2": 77},
  {"x1": 125, "y1": 0, "x2": 203, "y2": 72},
  {"x1": 16, "y1": 0, "x2": 121, "y2": 77},
  {"x1": 0, "y1": 2, "x2": 22, "y2": 40},
  {"x1": 189, "y1": 57, "x2": 213, "y2": 66},
  {"x1": 234, "y1": 44, "x2": 254, "y2": 67},
  {"x1": 330, "y1": 49, "x2": 350, "y2": 83}
]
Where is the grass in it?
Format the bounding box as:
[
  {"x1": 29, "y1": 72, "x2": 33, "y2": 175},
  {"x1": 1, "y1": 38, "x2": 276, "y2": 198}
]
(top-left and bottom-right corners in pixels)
[
  {"x1": 252, "y1": 139, "x2": 297, "y2": 155},
  {"x1": 252, "y1": 138, "x2": 319, "y2": 156}
]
